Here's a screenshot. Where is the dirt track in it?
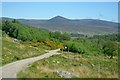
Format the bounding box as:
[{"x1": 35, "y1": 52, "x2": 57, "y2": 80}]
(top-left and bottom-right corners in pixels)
[{"x1": 0, "y1": 49, "x2": 60, "y2": 78}]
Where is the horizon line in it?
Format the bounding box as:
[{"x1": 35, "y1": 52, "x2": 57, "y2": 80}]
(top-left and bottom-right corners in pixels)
[{"x1": 1, "y1": 16, "x2": 118, "y2": 23}]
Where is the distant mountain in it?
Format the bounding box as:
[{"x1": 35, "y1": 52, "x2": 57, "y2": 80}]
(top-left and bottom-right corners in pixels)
[
  {"x1": 1, "y1": 16, "x2": 118, "y2": 36},
  {"x1": 48, "y1": 16, "x2": 70, "y2": 22}
]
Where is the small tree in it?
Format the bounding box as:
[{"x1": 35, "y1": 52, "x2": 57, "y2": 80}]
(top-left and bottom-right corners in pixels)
[{"x1": 62, "y1": 33, "x2": 71, "y2": 41}]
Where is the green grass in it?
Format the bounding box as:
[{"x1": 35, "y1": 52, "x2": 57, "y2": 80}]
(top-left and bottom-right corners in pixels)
[
  {"x1": 1, "y1": 36, "x2": 49, "y2": 66},
  {"x1": 17, "y1": 52, "x2": 118, "y2": 78}
]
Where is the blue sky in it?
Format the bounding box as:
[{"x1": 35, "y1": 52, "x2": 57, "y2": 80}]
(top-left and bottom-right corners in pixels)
[{"x1": 2, "y1": 2, "x2": 118, "y2": 22}]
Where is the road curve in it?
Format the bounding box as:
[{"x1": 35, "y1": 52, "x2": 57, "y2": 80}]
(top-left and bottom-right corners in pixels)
[{"x1": 0, "y1": 49, "x2": 60, "y2": 78}]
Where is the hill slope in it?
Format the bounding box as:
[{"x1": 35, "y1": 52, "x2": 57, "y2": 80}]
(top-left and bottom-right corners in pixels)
[{"x1": 1, "y1": 16, "x2": 118, "y2": 35}]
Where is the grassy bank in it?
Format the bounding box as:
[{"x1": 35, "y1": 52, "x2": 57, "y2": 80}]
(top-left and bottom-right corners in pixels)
[
  {"x1": 1, "y1": 36, "x2": 49, "y2": 66},
  {"x1": 17, "y1": 52, "x2": 118, "y2": 78}
]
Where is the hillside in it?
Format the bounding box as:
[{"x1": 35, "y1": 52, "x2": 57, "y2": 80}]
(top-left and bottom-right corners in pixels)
[
  {"x1": 2, "y1": 36, "x2": 47, "y2": 66},
  {"x1": 1, "y1": 20, "x2": 118, "y2": 78},
  {"x1": 1, "y1": 16, "x2": 118, "y2": 36},
  {"x1": 1, "y1": 20, "x2": 70, "y2": 65}
]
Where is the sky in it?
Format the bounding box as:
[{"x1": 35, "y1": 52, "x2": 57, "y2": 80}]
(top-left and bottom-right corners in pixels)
[
  {"x1": 1, "y1": 0, "x2": 119, "y2": 2},
  {"x1": 2, "y1": 2, "x2": 118, "y2": 22}
]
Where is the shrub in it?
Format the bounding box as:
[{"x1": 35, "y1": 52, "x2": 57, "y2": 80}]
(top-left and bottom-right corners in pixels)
[
  {"x1": 102, "y1": 41, "x2": 118, "y2": 59},
  {"x1": 14, "y1": 56, "x2": 20, "y2": 60}
]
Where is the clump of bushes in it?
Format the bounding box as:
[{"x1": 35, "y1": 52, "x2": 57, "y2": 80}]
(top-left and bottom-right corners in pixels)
[
  {"x1": 64, "y1": 41, "x2": 86, "y2": 54},
  {"x1": 31, "y1": 39, "x2": 64, "y2": 50}
]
